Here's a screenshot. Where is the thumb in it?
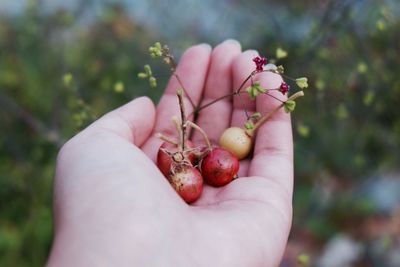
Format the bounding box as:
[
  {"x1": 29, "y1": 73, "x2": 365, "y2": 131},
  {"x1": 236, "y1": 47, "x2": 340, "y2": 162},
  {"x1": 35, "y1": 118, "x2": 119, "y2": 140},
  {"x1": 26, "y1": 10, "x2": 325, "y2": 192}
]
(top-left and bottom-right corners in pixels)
[{"x1": 87, "y1": 96, "x2": 156, "y2": 146}]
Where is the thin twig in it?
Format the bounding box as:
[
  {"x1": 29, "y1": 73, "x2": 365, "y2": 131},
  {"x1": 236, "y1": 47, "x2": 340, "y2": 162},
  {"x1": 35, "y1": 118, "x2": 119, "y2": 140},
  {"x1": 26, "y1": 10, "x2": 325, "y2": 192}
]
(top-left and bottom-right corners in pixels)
[
  {"x1": 155, "y1": 133, "x2": 178, "y2": 145},
  {"x1": 174, "y1": 74, "x2": 196, "y2": 109},
  {"x1": 265, "y1": 92, "x2": 285, "y2": 104},
  {"x1": 186, "y1": 121, "x2": 212, "y2": 150},
  {"x1": 191, "y1": 69, "x2": 289, "y2": 115},
  {"x1": 162, "y1": 46, "x2": 196, "y2": 109},
  {"x1": 246, "y1": 91, "x2": 305, "y2": 136},
  {"x1": 171, "y1": 116, "x2": 183, "y2": 150},
  {"x1": 177, "y1": 89, "x2": 187, "y2": 151}
]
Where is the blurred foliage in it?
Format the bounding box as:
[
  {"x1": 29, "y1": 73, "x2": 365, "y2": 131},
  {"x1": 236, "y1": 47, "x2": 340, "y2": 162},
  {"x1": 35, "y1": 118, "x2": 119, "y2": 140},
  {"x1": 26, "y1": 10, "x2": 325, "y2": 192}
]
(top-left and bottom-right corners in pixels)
[{"x1": 0, "y1": 0, "x2": 399, "y2": 266}]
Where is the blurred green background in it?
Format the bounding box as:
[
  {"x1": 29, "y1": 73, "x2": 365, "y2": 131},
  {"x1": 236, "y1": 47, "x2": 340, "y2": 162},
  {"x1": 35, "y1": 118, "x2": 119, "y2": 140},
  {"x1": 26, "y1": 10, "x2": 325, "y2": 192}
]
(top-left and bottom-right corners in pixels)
[{"x1": 0, "y1": 0, "x2": 399, "y2": 266}]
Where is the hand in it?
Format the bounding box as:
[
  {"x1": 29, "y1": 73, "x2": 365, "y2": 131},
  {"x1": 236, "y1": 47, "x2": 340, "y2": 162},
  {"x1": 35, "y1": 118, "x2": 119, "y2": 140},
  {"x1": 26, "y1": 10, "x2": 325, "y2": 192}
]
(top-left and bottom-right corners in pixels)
[{"x1": 47, "y1": 40, "x2": 293, "y2": 267}]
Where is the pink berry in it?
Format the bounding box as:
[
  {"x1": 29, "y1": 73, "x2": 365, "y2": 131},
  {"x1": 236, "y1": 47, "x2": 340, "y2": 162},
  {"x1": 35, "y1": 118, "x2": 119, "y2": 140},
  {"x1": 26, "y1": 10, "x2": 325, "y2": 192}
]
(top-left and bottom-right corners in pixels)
[
  {"x1": 169, "y1": 164, "x2": 203, "y2": 203},
  {"x1": 200, "y1": 148, "x2": 239, "y2": 187}
]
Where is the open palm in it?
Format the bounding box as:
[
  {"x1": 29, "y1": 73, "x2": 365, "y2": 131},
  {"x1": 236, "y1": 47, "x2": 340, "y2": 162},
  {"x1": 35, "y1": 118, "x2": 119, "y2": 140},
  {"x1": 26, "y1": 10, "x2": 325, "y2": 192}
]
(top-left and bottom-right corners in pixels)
[{"x1": 47, "y1": 40, "x2": 293, "y2": 267}]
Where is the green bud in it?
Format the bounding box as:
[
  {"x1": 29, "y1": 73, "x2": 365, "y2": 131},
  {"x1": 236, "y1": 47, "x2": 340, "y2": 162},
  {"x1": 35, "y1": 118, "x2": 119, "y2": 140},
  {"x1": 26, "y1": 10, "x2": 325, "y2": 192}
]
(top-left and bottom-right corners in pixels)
[
  {"x1": 363, "y1": 90, "x2": 375, "y2": 106},
  {"x1": 144, "y1": 64, "x2": 152, "y2": 76},
  {"x1": 315, "y1": 79, "x2": 325, "y2": 91},
  {"x1": 138, "y1": 72, "x2": 148, "y2": 79},
  {"x1": 149, "y1": 77, "x2": 157, "y2": 88},
  {"x1": 295, "y1": 77, "x2": 308, "y2": 89},
  {"x1": 154, "y1": 42, "x2": 162, "y2": 50},
  {"x1": 336, "y1": 103, "x2": 348, "y2": 119},
  {"x1": 297, "y1": 124, "x2": 310, "y2": 137},
  {"x1": 357, "y1": 62, "x2": 368, "y2": 74},
  {"x1": 376, "y1": 19, "x2": 386, "y2": 31},
  {"x1": 149, "y1": 42, "x2": 163, "y2": 58},
  {"x1": 284, "y1": 100, "x2": 296, "y2": 113},
  {"x1": 247, "y1": 86, "x2": 258, "y2": 100},
  {"x1": 114, "y1": 81, "x2": 124, "y2": 93},
  {"x1": 276, "y1": 47, "x2": 288, "y2": 59},
  {"x1": 254, "y1": 83, "x2": 266, "y2": 94},
  {"x1": 246, "y1": 82, "x2": 266, "y2": 100},
  {"x1": 277, "y1": 65, "x2": 285, "y2": 74},
  {"x1": 63, "y1": 73, "x2": 73, "y2": 87},
  {"x1": 297, "y1": 254, "x2": 310, "y2": 266},
  {"x1": 244, "y1": 121, "x2": 254, "y2": 130},
  {"x1": 251, "y1": 112, "x2": 261, "y2": 119}
]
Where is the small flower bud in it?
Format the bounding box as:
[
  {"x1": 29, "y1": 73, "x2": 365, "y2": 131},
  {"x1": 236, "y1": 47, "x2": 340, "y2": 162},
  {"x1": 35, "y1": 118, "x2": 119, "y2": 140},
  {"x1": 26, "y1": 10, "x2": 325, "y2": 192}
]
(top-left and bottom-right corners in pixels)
[
  {"x1": 284, "y1": 100, "x2": 296, "y2": 113},
  {"x1": 149, "y1": 77, "x2": 157, "y2": 88},
  {"x1": 138, "y1": 72, "x2": 148, "y2": 79},
  {"x1": 114, "y1": 81, "x2": 124, "y2": 93},
  {"x1": 297, "y1": 254, "x2": 310, "y2": 267},
  {"x1": 144, "y1": 64, "x2": 152, "y2": 75},
  {"x1": 63, "y1": 73, "x2": 73, "y2": 87},
  {"x1": 244, "y1": 122, "x2": 254, "y2": 130},
  {"x1": 277, "y1": 65, "x2": 285, "y2": 74},
  {"x1": 295, "y1": 77, "x2": 308, "y2": 89},
  {"x1": 250, "y1": 112, "x2": 261, "y2": 119},
  {"x1": 246, "y1": 82, "x2": 267, "y2": 100},
  {"x1": 276, "y1": 47, "x2": 288, "y2": 59},
  {"x1": 279, "y1": 82, "x2": 290, "y2": 95}
]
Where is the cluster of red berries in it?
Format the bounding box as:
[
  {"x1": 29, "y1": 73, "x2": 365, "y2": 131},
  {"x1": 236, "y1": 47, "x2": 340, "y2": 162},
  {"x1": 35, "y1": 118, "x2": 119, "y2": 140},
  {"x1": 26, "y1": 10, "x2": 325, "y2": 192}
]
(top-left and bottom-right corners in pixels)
[
  {"x1": 157, "y1": 141, "x2": 239, "y2": 203},
  {"x1": 140, "y1": 43, "x2": 307, "y2": 204}
]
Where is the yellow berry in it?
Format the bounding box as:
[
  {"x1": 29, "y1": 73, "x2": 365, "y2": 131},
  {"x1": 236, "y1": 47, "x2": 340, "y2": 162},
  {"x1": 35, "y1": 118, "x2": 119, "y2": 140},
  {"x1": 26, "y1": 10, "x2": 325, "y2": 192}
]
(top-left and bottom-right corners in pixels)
[{"x1": 219, "y1": 127, "x2": 252, "y2": 160}]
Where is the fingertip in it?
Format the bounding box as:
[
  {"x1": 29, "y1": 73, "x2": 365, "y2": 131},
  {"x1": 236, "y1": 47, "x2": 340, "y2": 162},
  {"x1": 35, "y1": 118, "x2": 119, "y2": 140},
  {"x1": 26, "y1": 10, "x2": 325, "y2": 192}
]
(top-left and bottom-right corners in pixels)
[
  {"x1": 184, "y1": 43, "x2": 212, "y2": 57},
  {"x1": 135, "y1": 96, "x2": 156, "y2": 119},
  {"x1": 232, "y1": 49, "x2": 259, "y2": 73},
  {"x1": 221, "y1": 39, "x2": 241, "y2": 49}
]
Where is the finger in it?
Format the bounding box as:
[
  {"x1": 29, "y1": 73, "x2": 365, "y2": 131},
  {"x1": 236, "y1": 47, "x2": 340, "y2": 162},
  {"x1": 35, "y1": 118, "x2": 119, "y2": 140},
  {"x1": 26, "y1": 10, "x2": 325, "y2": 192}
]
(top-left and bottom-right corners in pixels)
[
  {"x1": 142, "y1": 44, "x2": 212, "y2": 161},
  {"x1": 83, "y1": 96, "x2": 156, "y2": 147},
  {"x1": 249, "y1": 71, "x2": 294, "y2": 194},
  {"x1": 192, "y1": 39, "x2": 241, "y2": 145},
  {"x1": 229, "y1": 50, "x2": 259, "y2": 174},
  {"x1": 230, "y1": 50, "x2": 259, "y2": 128}
]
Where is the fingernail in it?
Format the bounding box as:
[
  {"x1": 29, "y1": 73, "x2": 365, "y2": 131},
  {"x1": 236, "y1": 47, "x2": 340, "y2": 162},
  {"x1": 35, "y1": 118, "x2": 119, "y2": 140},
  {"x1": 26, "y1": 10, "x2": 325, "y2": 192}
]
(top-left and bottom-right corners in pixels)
[
  {"x1": 244, "y1": 49, "x2": 259, "y2": 57},
  {"x1": 197, "y1": 43, "x2": 212, "y2": 51},
  {"x1": 223, "y1": 39, "x2": 240, "y2": 47}
]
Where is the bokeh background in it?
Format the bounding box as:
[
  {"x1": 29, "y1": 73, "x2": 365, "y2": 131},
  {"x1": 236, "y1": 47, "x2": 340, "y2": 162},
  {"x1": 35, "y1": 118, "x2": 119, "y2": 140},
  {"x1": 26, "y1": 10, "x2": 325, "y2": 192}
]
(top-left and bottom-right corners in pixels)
[{"x1": 0, "y1": 0, "x2": 399, "y2": 266}]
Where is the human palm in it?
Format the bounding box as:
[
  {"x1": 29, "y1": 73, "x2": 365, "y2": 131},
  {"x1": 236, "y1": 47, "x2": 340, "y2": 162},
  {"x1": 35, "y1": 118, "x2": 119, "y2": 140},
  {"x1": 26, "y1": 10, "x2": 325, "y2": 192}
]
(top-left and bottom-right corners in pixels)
[{"x1": 47, "y1": 40, "x2": 293, "y2": 267}]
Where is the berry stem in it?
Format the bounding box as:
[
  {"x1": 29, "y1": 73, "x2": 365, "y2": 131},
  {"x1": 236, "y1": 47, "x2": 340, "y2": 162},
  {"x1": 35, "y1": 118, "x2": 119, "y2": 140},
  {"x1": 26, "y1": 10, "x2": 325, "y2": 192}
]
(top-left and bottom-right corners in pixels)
[
  {"x1": 264, "y1": 92, "x2": 285, "y2": 103},
  {"x1": 162, "y1": 46, "x2": 196, "y2": 109},
  {"x1": 190, "y1": 70, "x2": 257, "y2": 116},
  {"x1": 177, "y1": 89, "x2": 187, "y2": 151},
  {"x1": 155, "y1": 133, "x2": 178, "y2": 146},
  {"x1": 186, "y1": 121, "x2": 212, "y2": 151},
  {"x1": 246, "y1": 91, "x2": 305, "y2": 136},
  {"x1": 174, "y1": 74, "x2": 196, "y2": 109},
  {"x1": 171, "y1": 116, "x2": 183, "y2": 150}
]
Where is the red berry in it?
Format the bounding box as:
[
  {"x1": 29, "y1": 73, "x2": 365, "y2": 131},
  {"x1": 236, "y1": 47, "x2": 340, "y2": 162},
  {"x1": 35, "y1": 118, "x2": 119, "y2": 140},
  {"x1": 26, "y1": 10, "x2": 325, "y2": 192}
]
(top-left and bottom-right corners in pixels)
[
  {"x1": 169, "y1": 164, "x2": 203, "y2": 203},
  {"x1": 157, "y1": 141, "x2": 195, "y2": 177},
  {"x1": 200, "y1": 148, "x2": 239, "y2": 187}
]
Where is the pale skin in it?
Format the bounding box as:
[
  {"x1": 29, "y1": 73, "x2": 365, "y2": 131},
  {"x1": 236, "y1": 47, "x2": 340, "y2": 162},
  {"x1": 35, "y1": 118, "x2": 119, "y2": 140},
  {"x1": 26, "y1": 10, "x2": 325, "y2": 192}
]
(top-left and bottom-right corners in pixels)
[{"x1": 47, "y1": 40, "x2": 293, "y2": 267}]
